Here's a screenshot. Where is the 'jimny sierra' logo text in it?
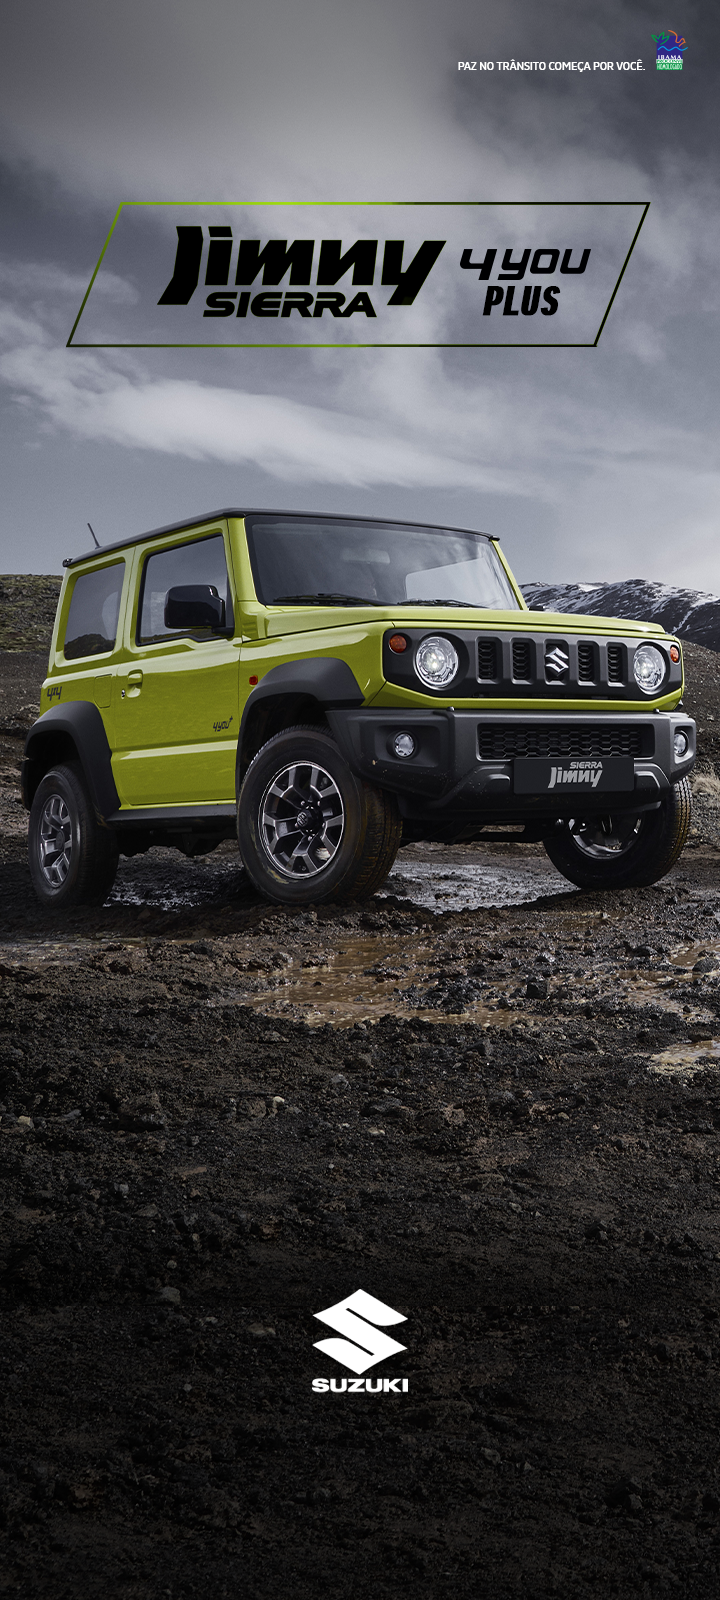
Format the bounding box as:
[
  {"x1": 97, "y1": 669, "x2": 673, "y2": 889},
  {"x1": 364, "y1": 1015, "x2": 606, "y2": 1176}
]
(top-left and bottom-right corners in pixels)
[
  {"x1": 159, "y1": 231, "x2": 445, "y2": 319},
  {"x1": 548, "y1": 760, "x2": 604, "y2": 789}
]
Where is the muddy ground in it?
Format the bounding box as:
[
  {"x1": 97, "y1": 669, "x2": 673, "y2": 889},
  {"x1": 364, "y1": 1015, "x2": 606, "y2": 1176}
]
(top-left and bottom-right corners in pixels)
[{"x1": 3, "y1": 647, "x2": 720, "y2": 1598}]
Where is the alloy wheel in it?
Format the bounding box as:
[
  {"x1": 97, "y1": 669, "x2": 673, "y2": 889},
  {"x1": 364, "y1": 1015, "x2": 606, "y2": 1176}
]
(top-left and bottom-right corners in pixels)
[
  {"x1": 569, "y1": 815, "x2": 644, "y2": 859},
  {"x1": 259, "y1": 760, "x2": 345, "y2": 877},
  {"x1": 38, "y1": 794, "x2": 73, "y2": 886}
]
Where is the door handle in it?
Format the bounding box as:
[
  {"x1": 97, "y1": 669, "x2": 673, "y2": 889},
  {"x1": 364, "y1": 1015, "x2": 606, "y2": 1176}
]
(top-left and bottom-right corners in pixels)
[{"x1": 127, "y1": 670, "x2": 144, "y2": 686}]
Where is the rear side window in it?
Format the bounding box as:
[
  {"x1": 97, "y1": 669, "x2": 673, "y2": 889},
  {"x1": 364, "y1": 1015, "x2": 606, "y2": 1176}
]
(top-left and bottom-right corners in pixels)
[
  {"x1": 137, "y1": 533, "x2": 234, "y2": 644},
  {"x1": 63, "y1": 563, "x2": 124, "y2": 660}
]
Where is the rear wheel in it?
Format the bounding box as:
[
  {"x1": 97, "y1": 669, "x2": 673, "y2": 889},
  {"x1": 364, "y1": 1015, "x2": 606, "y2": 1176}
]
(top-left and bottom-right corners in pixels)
[
  {"x1": 542, "y1": 777, "x2": 692, "y2": 890},
  {"x1": 237, "y1": 726, "x2": 401, "y2": 905},
  {"x1": 28, "y1": 762, "x2": 119, "y2": 908}
]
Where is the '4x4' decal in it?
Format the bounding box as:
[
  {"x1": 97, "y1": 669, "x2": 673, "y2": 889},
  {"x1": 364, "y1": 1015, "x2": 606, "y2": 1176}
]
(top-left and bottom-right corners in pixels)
[{"x1": 212, "y1": 716, "x2": 234, "y2": 733}]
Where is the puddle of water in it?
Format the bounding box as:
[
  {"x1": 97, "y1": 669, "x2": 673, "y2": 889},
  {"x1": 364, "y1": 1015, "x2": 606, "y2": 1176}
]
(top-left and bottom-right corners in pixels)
[
  {"x1": 668, "y1": 941, "x2": 720, "y2": 972},
  {"x1": 649, "y1": 1041, "x2": 720, "y2": 1076},
  {"x1": 380, "y1": 860, "x2": 574, "y2": 912},
  {"x1": 218, "y1": 934, "x2": 535, "y2": 1030},
  {"x1": 106, "y1": 848, "x2": 575, "y2": 915}
]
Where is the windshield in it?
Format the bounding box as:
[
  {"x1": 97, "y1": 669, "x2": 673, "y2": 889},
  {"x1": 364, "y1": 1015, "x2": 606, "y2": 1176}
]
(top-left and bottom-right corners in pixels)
[{"x1": 245, "y1": 516, "x2": 520, "y2": 610}]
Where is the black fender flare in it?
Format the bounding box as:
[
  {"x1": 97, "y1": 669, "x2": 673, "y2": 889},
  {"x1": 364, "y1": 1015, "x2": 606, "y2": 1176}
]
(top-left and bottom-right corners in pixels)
[
  {"x1": 236, "y1": 657, "x2": 364, "y2": 793},
  {"x1": 22, "y1": 702, "x2": 120, "y2": 819}
]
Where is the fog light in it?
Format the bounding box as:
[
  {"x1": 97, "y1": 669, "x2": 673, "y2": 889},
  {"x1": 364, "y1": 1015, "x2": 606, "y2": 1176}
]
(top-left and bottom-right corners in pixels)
[
  {"x1": 391, "y1": 732, "x2": 416, "y2": 759},
  {"x1": 674, "y1": 729, "x2": 689, "y2": 760}
]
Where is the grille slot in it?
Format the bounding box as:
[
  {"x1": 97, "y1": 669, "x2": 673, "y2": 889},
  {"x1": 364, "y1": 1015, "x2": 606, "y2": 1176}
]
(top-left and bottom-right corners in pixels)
[
  {"x1": 478, "y1": 724, "x2": 645, "y2": 761},
  {"x1": 607, "y1": 644, "x2": 624, "y2": 683},
  {"x1": 512, "y1": 639, "x2": 533, "y2": 680},
  {"x1": 477, "y1": 638, "x2": 500, "y2": 681},
  {"x1": 577, "y1": 642, "x2": 595, "y2": 682}
]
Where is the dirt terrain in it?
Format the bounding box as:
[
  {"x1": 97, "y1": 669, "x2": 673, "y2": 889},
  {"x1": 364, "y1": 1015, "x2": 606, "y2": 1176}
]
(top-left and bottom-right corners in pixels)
[{"x1": 2, "y1": 642, "x2": 720, "y2": 1598}]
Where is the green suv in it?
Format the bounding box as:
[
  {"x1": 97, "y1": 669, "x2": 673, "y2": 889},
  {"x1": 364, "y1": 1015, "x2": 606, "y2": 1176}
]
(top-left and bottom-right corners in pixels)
[{"x1": 22, "y1": 509, "x2": 695, "y2": 908}]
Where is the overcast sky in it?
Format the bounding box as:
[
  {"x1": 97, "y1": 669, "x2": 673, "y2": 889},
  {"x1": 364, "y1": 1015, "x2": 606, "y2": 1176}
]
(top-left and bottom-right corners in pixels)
[{"x1": 0, "y1": 0, "x2": 716, "y2": 590}]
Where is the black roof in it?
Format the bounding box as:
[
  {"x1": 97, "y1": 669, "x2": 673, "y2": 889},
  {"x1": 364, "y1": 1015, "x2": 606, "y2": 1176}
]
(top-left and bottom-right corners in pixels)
[{"x1": 63, "y1": 509, "x2": 493, "y2": 567}]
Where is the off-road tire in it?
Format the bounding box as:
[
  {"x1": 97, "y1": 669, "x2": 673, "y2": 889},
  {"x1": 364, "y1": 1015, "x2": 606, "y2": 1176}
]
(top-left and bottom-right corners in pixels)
[
  {"x1": 543, "y1": 776, "x2": 692, "y2": 891},
  {"x1": 237, "y1": 726, "x2": 402, "y2": 905},
  {"x1": 28, "y1": 762, "x2": 120, "y2": 909}
]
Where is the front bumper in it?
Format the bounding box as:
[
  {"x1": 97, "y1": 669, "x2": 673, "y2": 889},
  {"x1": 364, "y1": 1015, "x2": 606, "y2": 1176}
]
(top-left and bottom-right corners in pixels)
[{"x1": 327, "y1": 708, "x2": 696, "y2": 819}]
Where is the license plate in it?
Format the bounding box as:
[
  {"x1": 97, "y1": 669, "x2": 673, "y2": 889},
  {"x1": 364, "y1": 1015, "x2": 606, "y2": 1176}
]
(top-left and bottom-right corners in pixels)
[{"x1": 513, "y1": 756, "x2": 635, "y2": 795}]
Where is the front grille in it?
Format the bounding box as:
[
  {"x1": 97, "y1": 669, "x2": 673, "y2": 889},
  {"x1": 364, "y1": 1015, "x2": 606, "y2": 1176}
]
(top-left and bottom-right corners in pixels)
[
  {"x1": 577, "y1": 642, "x2": 595, "y2": 682},
  {"x1": 478, "y1": 724, "x2": 645, "y2": 761},
  {"x1": 477, "y1": 639, "x2": 499, "y2": 680},
  {"x1": 607, "y1": 643, "x2": 624, "y2": 683},
  {"x1": 512, "y1": 639, "x2": 533, "y2": 680}
]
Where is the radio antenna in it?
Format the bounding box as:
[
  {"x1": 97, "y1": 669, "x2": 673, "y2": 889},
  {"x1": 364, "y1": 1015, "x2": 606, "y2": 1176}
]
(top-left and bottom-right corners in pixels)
[{"x1": 87, "y1": 522, "x2": 101, "y2": 548}]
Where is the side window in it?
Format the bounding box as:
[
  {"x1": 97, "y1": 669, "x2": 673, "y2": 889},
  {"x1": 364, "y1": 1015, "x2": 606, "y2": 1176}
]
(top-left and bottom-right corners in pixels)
[
  {"x1": 137, "y1": 533, "x2": 234, "y2": 644},
  {"x1": 63, "y1": 562, "x2": 124, "y2": 661}
]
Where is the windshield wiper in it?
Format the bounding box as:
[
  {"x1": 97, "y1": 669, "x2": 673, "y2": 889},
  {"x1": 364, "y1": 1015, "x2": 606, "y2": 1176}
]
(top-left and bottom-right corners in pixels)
[
  {"x1": 271, "y1": 592, "x2": 376, "y2": 607},
  {"x1": 403, "y1": 598, "x2": 479, "y2": 608}
]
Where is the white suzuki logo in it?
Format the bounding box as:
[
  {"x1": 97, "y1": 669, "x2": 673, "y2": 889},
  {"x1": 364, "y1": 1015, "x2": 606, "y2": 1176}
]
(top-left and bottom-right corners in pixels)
[
  {"x1": 313, "y1": 1289, "x2": 408, "y2": 1374},
  {"x1": 546, "y1": 644, "x2": 569, "y2": 679}
]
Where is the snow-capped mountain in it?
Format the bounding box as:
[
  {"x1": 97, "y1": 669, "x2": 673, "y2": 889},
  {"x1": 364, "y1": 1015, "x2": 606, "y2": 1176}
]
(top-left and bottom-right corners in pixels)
[{"x1": 521, "y1": 580, "x2": 720, "y2": 654}]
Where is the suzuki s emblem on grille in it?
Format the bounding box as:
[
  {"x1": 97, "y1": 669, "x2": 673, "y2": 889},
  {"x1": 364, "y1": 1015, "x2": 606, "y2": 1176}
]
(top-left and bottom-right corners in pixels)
[{"x1": 545, "y1": 644, "x2": 570, "y2": 681}]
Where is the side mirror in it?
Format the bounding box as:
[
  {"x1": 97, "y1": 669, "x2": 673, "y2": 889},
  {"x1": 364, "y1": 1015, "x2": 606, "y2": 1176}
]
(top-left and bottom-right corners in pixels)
[{"x1": 164, "y1": 585, "x2": 226, "y2": 631}]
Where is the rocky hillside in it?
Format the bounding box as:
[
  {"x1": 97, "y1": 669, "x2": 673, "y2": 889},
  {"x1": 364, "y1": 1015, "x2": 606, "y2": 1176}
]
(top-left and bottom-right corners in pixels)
[
  {"x1": 0, "y1": 575, "x2": 62, "y2": 652},
  {"x1": 522, "y1": 579, "x2": 720, "y2": 655}
]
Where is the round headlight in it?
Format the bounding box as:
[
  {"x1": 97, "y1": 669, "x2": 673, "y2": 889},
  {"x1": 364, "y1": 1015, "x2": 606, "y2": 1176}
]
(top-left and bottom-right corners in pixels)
[
  {"x1": 674, "y1": 729, "x2": 689, "y2": 760},
  {"x1": 415, "y1": 635, "x2": 459, "y2": 690},
  {"x1": 633, "y1": 643, "x2": 666, "y2": 694}
]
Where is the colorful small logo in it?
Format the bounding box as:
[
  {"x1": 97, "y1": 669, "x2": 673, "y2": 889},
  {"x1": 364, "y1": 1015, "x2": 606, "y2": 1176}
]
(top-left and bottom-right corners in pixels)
[{"x1": 651, "y1": 31, "x2": 687, "y2": 69}]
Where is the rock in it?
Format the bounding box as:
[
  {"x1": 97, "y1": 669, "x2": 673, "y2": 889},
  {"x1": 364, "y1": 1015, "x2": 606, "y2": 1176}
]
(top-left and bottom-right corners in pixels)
[
  {"x1": 0, "y1": 1047, "x2": 24, "y2": 1065},
  {"x1": 363, "y1": 1097, "x2": 400, "y2": 1117},
  {"x1": 248, "y1": 1324, "x2": 276, "y2": 1337},
  {"x1": 118, "y1": 1109, "x2": 167, "y2": 1132},
  {"x1": 442, "y1": 1105, "x2": 466, "y2": 1126},
  {"x1": 240, "y1": 1099, "x2": 266, "y2": 1119},
  {"x1": 526, "y1": 978, "x2": 548, "y2": 999},
  {"x1": 605, "y1": 1475, "x2": 643, "y2": 1509},
  {"x1": 489, "y1": 1091, "x2": 515, "y2": 1112},
  {"x1": 157, "y1": 1286, "x2": 180, "y2": 1305}
]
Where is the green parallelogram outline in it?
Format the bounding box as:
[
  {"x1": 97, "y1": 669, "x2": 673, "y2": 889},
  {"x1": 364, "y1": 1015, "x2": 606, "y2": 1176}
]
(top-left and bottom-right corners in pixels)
[{"x1": 67, "y1": 200, "x2": 650, "y2": 350}]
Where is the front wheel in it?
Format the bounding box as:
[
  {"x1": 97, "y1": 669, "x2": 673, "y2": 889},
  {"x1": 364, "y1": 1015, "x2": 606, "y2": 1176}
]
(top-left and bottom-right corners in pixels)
[
  {"x1": 28, "y1": 762, "x2": 119, "y2": 908},
  {"x1": 542, "y1": 777, "x2": 692, "y2": 891},
  {"x1": 237, "y1": 726, "x2": 402, "y2": 905}
]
